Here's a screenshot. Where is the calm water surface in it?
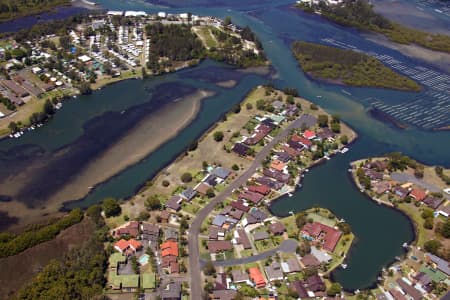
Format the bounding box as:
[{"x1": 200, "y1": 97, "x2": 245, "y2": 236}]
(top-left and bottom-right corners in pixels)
[{"x1": 0, "y1": 0, "x2": 449, "y2": 290}]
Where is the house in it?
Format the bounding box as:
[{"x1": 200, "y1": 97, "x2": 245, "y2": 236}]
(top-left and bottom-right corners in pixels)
[
  {"x1": 204, "y1": 174, "x2": 218, "y2": 186},
  {"x1": 292, "y1": 134, "x2": 312, "y2": 148},
  {"x1": 272, "y1": 100, "x2": 284, "y2": 111},
  {"x1": 373, "y1": 181, "x2": 391, "y2": 195},
  {"x1": 302, "y1": 222, "x2": 342, "y2": 252},
  {"x1": 389, "y1": 288, "x2": 407, "y2": 300},
  {"x1": 291, "y1": 280, "x2": 309, "y2": 298},
  {"x1": 249, "y1": 208, "x2": 268, "y2": 222},
  {"x1": 1, "y1": 80, "x2": 29, "y2": 97},
  {"x1": 303, "y1": 130, "x2": 316, "y2": 140},
  {"x1": 164, "y1": 228, "x2": 178, "y2": 241},
  {"x1": 208, "y1": 240, "x2": 233, "y2": 253},
  {"x1": 281, "y1": 257, "x2": 302, "y2": 273},
  {"x1": 161, "y1": 241, "x2": 179, "y2": 257},
  {"x1": 209, "y1": 226, "x2": 220, "y2": 240},
  {"x1": 232, "y1": 269, "x2": 249, "y2": 284},
  {"x1": 301, "y1": 254, "x2": 321, "y2": 267},
  {"x1": 162, "y1": 256, "x2": 177, "y2": 268},
  {"x1": 213, "y1": 290, "x2": 237, "y2": 300},
  {"x1": 317, "y1": 128, "x2": 335, "y2": 140},
  {"x1": 282, "y1": 145, "x2": 301, "y2": 157},
  {"x1": 212, "y1": 167, "x2": 231, "y2": 179},
  {"x1": 365, "y1": 169, "x2": 384, "y2": 181},
  {"x1": 396, "y1": 279, "x2": 423, "y2": 300},
  {"x1": 256, "y1": 176, "x2": 284, "y2": 190},
  {"x1": 195, "y1": 182, "x2": 212, "y2": 195},
  {"x1": 161, "y1": 282, "x2": 181, "y2": 300},
  {"x1": 166, "y1": 195, "x2": 182, "y2": 211},
  {"x1": 230, "y1": 200, "x2": 250, "y2": 212},
  {"x1": 422, "y1": 196, "x2": 444, "y2": 209},
  {"x1": 169, "y1": 261, "x2": 179, "y2": 274},
  {"x1": 230, "y1": 209, "x2": 244, "y2": 220},
  {"x1": 275, "y1": 151, "x2": 291, "y2": 163},
  {"x1": 215, "y1": 273, "x2": 228, "y2": 290},
  {"x1": 410, "y1": 188, "x2": 427, "y2": 201},
  {"x1": 253, "y1": 231, "x2": 270, "y2": 241},
  {"x1": 239, "y1": 190, "x2": 264, "y2": 204},
  {"x1": 236, "y1": 229, "x2": 252, "y2": 249},
  {"x1": 114, "y1": 239, "x2": 143, "y2": 254},
  {"x1": 160, "y1": 210, "x2": 171, "y2": 223},
  {"x1": 180, "y1": 188, "x2": 197, "y2": 201},
  {"x1": 425, "y1": 253, "x2": 450, "y2": 275},
  {"x1": 265, "y1": 261, "x2": 284, "y2": 282},
  {"x1": 113, "y1": 221, "x2": 139, "y2": 238},
  {"x1": 269, "y1": 222, "x2": 286, "y2": 235},
  {"x1": 437, "y1": 205, "x2": 450, "y2": 218},
  {"x1": 270, "y1": 159, "x2": 286, "y2": 172},
  {"x1": 232, "y1": 143, "x2": 250, "y2": 156},
  {"x1": 263, "y1": 168, "x2": 290, "y2": 184},
  {"x1": 212, "y1": 214, "x2": 228, "y2": 227},
  {"x1": 141, "y1": 222, "x2": 159, "y2": 243},
  {"x1": 248, "y1": 184, "x2": 271, "y2": 195},
  {"x1": 249, "y1": 267, "x2": 266, "y2": 288},
  {"x1": 304, "y1": 274, "x2": 325, "y2": 292},
  {"x1": 394, "y1": 186, "x2": 409, "y2": 199}
]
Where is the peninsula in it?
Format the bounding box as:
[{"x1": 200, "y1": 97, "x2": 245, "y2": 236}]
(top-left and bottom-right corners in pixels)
[
  {"x1": 296, "y1": 0, "x2": 450, "y2": 54},
  {"x1": 292, "y1": 41, "x2": 421, "y2": 91},
  {"x1": 350, "y1": 153, "x2": 449, "y2": 300},
  {"x1": 0, "y1": 11, "x2": 267, "y2": 137}
]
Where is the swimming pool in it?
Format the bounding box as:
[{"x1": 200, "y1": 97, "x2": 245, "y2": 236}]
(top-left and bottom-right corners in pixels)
[{"x1": 138, "y1": 254, "x2": 149, "y2": 265}]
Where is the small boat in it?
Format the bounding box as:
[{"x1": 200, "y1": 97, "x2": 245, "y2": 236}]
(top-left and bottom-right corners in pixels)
[
  {"x1": 297, "y1": 183, "x2": 302, "y2": 188},
  {"x1": 316, "y1": 95, "x2": 322, "y2": 98},
  {"x1": 341, "y1": 264, "x2": 347, "y2": 269},
  {"x1": 120, "y1": 110, "x2": 126, "y2": 114},
  {"x1": 305, "y1": 168, "x2": 309, "y2": 172},
  {"x1": 402, "y1": 242, "x2": 408, "y2": 248},
  {"x1": 340, "y1": 148, "x2": 349, "y2": 154},
  {"x1": 288, "y1": 193, "x2": 293, "y2": 197},
  {"x1": 342, "y1": 89, "x2": 352, "y2": 96}
]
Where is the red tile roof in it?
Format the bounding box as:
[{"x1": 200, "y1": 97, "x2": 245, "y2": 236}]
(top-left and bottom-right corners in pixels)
[
  {"x1": 128, "y1": 239, "x2": 143, "y2": 250},
  {"x1": 231, "y1": 200, "x2": 250, "y2": 212},
  {"x1": 249, "y1": 267, "x2": 266, "y2": 288},
  {"x1": 161, "y1": 241, "x2": 179, "y2": 257},
  {"x1": 239, "y1": 190, "x2": 264, "y2": 204},
  {"x1": 302, "y1": 222, "x2": 342, "y2": 252},
  {"x1": 248, "y1": 184, "x2": 271, "y2": 195},
  {"x1": 410, "y1": 188, "x2": 427, "y2": 201},
  {"x1": 303, "y1": 130, "x2": 316, "y2": 139},
  {"x1": 115, "y1": 239, "x2": 130, "y2": 252},
  {"x1": 282, "y1": 145, "x2": 300, "y2": 157}
]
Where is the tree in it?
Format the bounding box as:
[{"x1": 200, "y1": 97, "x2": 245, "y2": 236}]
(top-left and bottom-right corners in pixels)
[
  {"x1": 337, "y1": 222, "x2": 352, "y2": 234},
  {"x1": 318, "y1": 114, "x2": 329, "y2": 127},
  {"x1": 256, "y1": 99, "x2": 266, "y2": 110},
  {"x1": 162, "y1": 180, "x2": 170, "y2": 187},
  {"x1": 102, "y1": 198, "x2": 121, "y2": 217},
  {"x1": 286, "y1": 95, "x2": 295, "y2": 104},
  {"x1": 423, "y1": 239, "x2": 442, "y2": 255},
  {"x1": 424, "y1": 218, "x2": 434, "y2": 230},
  {"x1": 295, "y1": 213, "x2": 307, "y2": 229},
  {"x1": 224, "y1": 16, "x2": 232, "y2": 26},
  {"x1": 145, "y1": 196, "x2": 161, "y2": 211},
  {"x1": 435, "y1": 219, "x2": 450, "y2": 238},
  {"x1": 213, "y1": 131, "x2": 224, "y2": 142},
  {"x1": 181, "y1": 172, "x2": 192, "y2": 183},
  {"x1": 44, "y1": 99, "x2": 55, "y2": 115},
  {"x1": 310, "y1": 103, "x2": 318, "y2": 110},
  {"x1": 203, "y1": 261, "x2": 216, "y2": 276},
  {"x1": 246, "y1": 103, "x2": 253, "y2": 110},
  {"x1": 232, "y1": 164, "x2": 239, "y2": 171},
  {"x1": 206, "y1": 188, "x2": 215, "y2": 198},
  {"x1": 327, "y1": 283, "x2": 342, "y2": 296},
  {"x1": 232, "y1": 104, "x2": 241, "y2": 113},
  {"x1": 340, "y1": 135, "x2": 349, "y2": 145},
  {"x1": 8, "y1": 121, "x2": 18, "y2": 133}
]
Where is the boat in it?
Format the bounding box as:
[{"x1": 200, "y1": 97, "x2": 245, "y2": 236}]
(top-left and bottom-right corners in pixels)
[
  {"x1": 297, "y1": 183, "x2": 302, "y2": 188},
  {"x1": 341, "y1": 264, "x2": 347, "y2": 269},
  {"x1": 121, "y1": 110, "x2": 126, "y2": 114},
  {"x1": 342, "y1": 89, "x2": 352, "y2": 96},
  {"x1": 288, "y1": 193, "x2": 293, "y2": 197},
  {"x1": 316, "y1": 95, "x2": 322, "y2": 98},
  {"x1": 402, "y1": 242, "x2": 408, "y2": 248},
  {"x1": 340, "y1": 148, "x2": 349, "y2": 154}
]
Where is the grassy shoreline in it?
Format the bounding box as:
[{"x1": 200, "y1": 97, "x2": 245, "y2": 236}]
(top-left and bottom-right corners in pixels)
[{"x1": 0, "y1": 0, "x2": 71, "y2": 23}]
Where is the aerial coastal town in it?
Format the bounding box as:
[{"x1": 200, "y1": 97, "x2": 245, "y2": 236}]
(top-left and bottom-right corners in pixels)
[
  {"x1": 0, "y1": 0, "x2": 449, "y2": 300},
  {"x1": 0, "y1": 10, "x2": 265, "y2": 137}
]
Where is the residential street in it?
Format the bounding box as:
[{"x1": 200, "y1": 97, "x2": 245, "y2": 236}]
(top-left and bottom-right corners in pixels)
[{"x1": 188, "y1": 117, "x2": 306, "y2": 300}]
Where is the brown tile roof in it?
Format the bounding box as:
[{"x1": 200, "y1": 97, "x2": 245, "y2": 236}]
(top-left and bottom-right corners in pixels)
[{"x1": 208, "y1": 240, "x2": 233, "y2": 253}]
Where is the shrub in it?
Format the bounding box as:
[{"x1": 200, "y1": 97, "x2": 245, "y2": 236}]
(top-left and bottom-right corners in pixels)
[
  {"x1": 232, "y1": 164, "x2": 239, "y2": 171},
  {"x1": 310, "y1": 103, "x2": 318, "y2": 110},
  {"x1": 246, "y1": 103, "x2": 253, "y2": 110},
  {"x1": 102, "y1": 198, "x2": 121, "y2": 218},
  {"x1": 213, "y1": 131, "x2": 224, "y2": 142},
  {"x1": 181, "y1": 172, "x2": 193, "y2": 183},
  {"x1": 162, "y1": 180, "x2": 170, "y2": 187},
  {"x1": 145, "y1": 196, "x2": 161, "y2": 211},
  {"x1": 423, "y1": 239, "x2": 442, "y2": 255},
  {"x1": 340, "y1": 135, "x2": 349, "y2": 145}
]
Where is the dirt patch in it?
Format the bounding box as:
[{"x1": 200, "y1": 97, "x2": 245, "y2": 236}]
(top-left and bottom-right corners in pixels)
[{"x1": 0, "y1": 218, "x2": 95, "y2": 299}]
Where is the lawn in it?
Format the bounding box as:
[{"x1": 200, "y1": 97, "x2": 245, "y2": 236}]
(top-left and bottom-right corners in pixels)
[
  {"x1": 280, "y1": 215, "x2": 299, "y2": 238},
  {"x1": 194, "y1": 26, "x2": 218, "y2": 49},
  {"x1": 255, "y1": 239, "x2": 275, "y2": 252},
  {"x1": 398, "y1": 203, "x2": 434, "y2": 247}
]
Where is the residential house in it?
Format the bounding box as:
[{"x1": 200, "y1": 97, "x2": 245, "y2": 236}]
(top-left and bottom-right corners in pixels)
[
  {"x1": 265, "y1": 261, "x2": 284, "y2": 282},
  {"x1": 281, "y1": 257, "x2": 302, "y2": 273},
  {"x1": 161, "y1": 282, "x2": 181, "y2": 300},
  {"x1": 303, "y1": 129, "x2": 316, "y2": 140},
  {"x1": 263, "y1": 168, "x2": 290, "y2": 184},
  {"x1": 394, "y1": 186, "x2": 409, "y2": 199},
  {"x1": 248, "y1": 184, "x2": 271, "y2": 195},
  {"x1": 141, "y1": 222, "x2": 160, "y2": 243},
  {"x1": 291, "y1": 280, "x2": 309, "y2": 298},
  {"x1": 301, "y1": 254, "x2": 321, "y2": 267},
  {"x1": 275, "y1": 151, "x2": 291, "y2": 163},
  {"x1": 256, "y1": 176, "x2": 284, "y2": 190},
  {"x1": 410, "y1": 188, "x2": 427, "y2": 201},
  {"x1": 232, "y1": 143, "x2": 250, "y2": 156},
  {"x1": 253, "y1": 231, "x2": 269, "y2": 241},
  {"x1": 180, "y1": 188, "x2": 197, "y2": 201},
  {"x1": 231, "y1": 200, "x2": 250, "y2": 212},
  {"x1": 422, "y1": 196, "x2": 444, "y2": 209},
  {"x1": 166, "y1": 195, "x2": 182, "y2": 212},
  {"x1": 282, "y1": 145, "x2": 301, "y2": 157},
  {"x1": 114, "y1": 239, "x2": 143, "y2": 255},
  {"x1": 164, "y1": 228, "x2": 178, "y2": 241},
  {"x1": 317, "y1": 128, "x2": 335, "y2": 140},
  {"x1": 302, "y1": 222, "x2": 342, "y2": 252},
  {"x1": 291, "y1": 134, "x2": 312, "y2": 148},
  {"x1": 396, "y1": 279, "x2": 423, "y2": 300},
  {"x1": 161, "y1": 241, "x2": 178, "y2": 258},
  {"x1": 239, "y1": 190, "x2": 264, "y2": 204},
  {"x1": 212, "y1": 167, "x2": 231, "y2": 179},
  {"x1": 236, "y1": 229, "x2": 252, "y2": 249},
  {"x1": 304, "y1": 274, "x2": 325, "y2": 292},
  {"x1": 270, "y1": 159, "x2": 286, "y2": 172},
  {"x1": 160, "y1": 210, "x2": 171, "y2": 223},
  {"x1": 249, "y1": 267, "x2": 266, "y2": 288},
  {"x1": 195, "y1": 182, "x2": 212, "y2": 195},
  {"x1": 425, "y1": 253, "x2": 450, "y2": 275},
  {"x1": 113, "y1": 221, "x2": 139, "y2": 238},
  {"x1": 231, "y1": 269, "x2": 250, "y2": 284},
  {"x1": 208, "y1": 240, "x2": 233, "y2": 253},
  {"x1": 248, "y1": 208, "x2": 268, "y2": 223},
  {"x1": 389, "y1": 288, "x2": 407, "y2": 300},
  {"x1": 213, "y1": 290, "x2": 237, "y2": 300},
  {"x1": 373, "y1": 181, "x2": 391, "y2": 195},
  {"x1": 269, "y1": 222, "x2": 286, "y2": 235}
]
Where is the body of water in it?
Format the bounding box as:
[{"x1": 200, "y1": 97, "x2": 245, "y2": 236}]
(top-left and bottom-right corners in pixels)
[{"x1": 0, "y1": 0, "x2": 449, "y2": 290}]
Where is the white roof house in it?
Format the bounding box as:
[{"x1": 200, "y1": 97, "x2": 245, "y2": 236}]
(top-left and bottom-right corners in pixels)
[
  {"x1": 125, "y1": 11, "x2": 147, "y2": 17},
  {"x1": 107, "y1": 11, "x2": 123, "y2": 16},
  {"x1": 78, "y1": 55, "x2": 92, "y2": 63},
  {"x1": 157, "y1": 12, "x2": 167, "y2": 18}
]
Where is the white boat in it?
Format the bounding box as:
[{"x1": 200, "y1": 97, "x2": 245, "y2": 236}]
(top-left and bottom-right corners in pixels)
[
  {"x1": 341, "y1": 264, "x2": 347, "y2": 269},
  {"x1": 340, "y1": 148, "x2": 349, "y2": 154},
  {"x1": 288, "y1": 193, "x2": 293, "y2": 197}
]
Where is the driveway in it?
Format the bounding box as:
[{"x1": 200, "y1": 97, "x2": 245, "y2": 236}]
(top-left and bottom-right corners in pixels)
[
  {"x1": 203, "y1": 239, "x2": 298, "y2": 267},
  {"x1": 188, "y1": 117, "x2": 306, "y2": 300}
]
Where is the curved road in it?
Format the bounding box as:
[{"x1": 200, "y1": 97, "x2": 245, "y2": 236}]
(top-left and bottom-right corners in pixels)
[{"x1": 188, "y1": 117, "x2": 306, "y2": 300}]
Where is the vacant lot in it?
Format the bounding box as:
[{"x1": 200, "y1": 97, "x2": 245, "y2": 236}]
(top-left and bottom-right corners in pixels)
[{"x1": 0, "y1": 218, "x2": 95, "y2": 299}]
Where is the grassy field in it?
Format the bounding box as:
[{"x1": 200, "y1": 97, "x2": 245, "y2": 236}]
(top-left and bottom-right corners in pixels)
[
  {"x1": 0, "y1": 218, "x2": 95, "y2": 298},
  {"x1": 193, "y1": 26, "x2": 218, "y2": 49}
]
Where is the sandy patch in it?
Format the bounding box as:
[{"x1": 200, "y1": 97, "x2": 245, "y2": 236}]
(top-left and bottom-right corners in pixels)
[
  {"x1": 216, "y1": 80, "x2": 237, "y2": 88},
  {"x1": 0, "y1": 89, "x2": 214, "y2": 230}
]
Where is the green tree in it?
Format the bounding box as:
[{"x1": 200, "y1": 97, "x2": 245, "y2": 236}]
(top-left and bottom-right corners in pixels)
[
  {"x1": 318, "y1": 114, "x2": 329, "y2": 127},
  {"x1": 145, "y1": 195, "x2": 161, "y2": 211},
  {"x1": 327, "y1": 283, "x2": 342, "y2": 296},
  {"x1": 8, "y1": 121, "x2": 18, "y2": 133},
  {"x1": 181, "y1": 172, "x2": 193, "y2": 183},
  {"x1": 203, "y1": 261, "x2": 216, "y2": 276},
  {"x1": 213, "y1": 131, "x2": 224, "y2": 142},
  {"x1": 423, "y1": 239, "x2": 442, "y2": 255},
  {"x1": 232, "y1": 164, "x2": 239, "y2": 171},
  {"x1": 206, "y1": 188, "x2": 215, "y2": 198},
  {"x1": 102, "y1": 198, "x2": 121, "y2": 217},
  {"x1": 340, "y1": 135, "x2": 349, "y2": 145}
]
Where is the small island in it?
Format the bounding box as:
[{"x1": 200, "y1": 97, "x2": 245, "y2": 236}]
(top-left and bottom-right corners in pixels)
[
  {"x1": 350, "y1": 153, "x2": 449, "y2": 299},
  {"x1": 292, "y1": 41, "x2": 421, "y2": 91},
  {"x1": 296, "y1": 0, "x2": 450, "y2": 54}
]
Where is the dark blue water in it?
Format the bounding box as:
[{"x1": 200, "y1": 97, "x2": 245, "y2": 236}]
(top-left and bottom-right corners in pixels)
[{"x1": 0, "y1": 0, "x2": 449, "y2": 290}]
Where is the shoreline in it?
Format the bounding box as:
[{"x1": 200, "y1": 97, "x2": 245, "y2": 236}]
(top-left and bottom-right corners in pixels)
[{"x1": 0, "y1": 89, "x2": 215, "y2": 231}]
